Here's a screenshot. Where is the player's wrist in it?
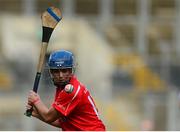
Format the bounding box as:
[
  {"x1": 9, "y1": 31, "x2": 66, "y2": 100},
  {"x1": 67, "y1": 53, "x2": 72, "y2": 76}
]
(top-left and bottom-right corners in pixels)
[{"x1": 33, "y1": 98, "x2": 40, "y2": 105}]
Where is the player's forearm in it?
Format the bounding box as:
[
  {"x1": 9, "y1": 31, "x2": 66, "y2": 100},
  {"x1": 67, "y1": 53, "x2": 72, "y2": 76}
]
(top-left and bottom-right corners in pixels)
[
  {"x1": 33, "y1": 113, "x2": 61, "y2": 128},
  {"x1": 33, "y1": 100, "x2": 51, "y2": 122},
  {"x1": 50, "y1": 119, "x2": 61, "y2": 128}
]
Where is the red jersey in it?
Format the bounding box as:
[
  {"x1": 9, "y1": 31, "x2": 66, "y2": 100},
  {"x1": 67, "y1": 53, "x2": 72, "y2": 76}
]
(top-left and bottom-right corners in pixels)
[{"x1": 52, "y1": 76, "x2": 106, "y2": 131}]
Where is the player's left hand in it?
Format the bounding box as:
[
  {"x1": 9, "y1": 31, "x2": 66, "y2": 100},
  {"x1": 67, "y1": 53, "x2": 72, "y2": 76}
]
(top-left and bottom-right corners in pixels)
[
  {"x1": 28, "y1": 90, "x2": 41, "y2": 105},
  {"x1": 26, "y1": 103, "x2": 33, "y2": 110},
  {"x1": 25, "y1": 103, "x2": 39, "y2": 118}
]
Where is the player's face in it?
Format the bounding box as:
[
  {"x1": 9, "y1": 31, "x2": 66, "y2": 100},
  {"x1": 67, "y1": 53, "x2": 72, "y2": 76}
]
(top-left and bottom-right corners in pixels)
[{"x1": 50, "y1": 68, "x2": 73, "y2": 87}]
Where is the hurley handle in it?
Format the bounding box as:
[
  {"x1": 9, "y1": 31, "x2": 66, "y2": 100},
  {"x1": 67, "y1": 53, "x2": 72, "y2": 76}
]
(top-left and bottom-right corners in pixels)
[{"x1": 25, "y1": 72, "x2": 41, "y2": 117}]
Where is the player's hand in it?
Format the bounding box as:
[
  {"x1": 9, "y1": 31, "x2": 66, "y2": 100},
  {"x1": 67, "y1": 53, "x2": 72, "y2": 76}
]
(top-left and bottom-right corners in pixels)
[
  {"x1": 32, "y1": 107, "x2": 39, "y2": 118},
  {"x1": 28, "y1": 90, "x2": 41, "y2": 105},
  {"x1": 25, "y1": 103, "x2": 39, "y2": 118},
  {"x1": 26, "y1": 103, "x2": 33, "y2": 110}
]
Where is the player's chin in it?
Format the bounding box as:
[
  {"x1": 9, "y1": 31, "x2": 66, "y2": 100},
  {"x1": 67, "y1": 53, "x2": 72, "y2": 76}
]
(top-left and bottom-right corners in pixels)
[{"x1": 53, "y1": 81, "x2": 67, "y2": 87}]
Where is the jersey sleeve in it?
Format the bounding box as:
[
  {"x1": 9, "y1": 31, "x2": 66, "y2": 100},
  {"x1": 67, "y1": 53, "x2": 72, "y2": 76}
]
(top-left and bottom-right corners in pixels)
[{"x1": 52, "y1": 85, "x2": 81, "y2": 116}]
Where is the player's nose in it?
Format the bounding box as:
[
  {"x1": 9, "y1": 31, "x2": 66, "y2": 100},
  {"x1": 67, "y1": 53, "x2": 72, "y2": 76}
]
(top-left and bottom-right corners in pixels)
[{"x1": 59, "y1": 71, "x2": 63, "y2": 77}]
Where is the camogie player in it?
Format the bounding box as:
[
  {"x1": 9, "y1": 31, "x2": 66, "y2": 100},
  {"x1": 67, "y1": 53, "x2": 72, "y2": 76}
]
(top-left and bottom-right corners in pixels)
[{"x1": 26, "y1": 50, "x2": 106, "y2": 131}]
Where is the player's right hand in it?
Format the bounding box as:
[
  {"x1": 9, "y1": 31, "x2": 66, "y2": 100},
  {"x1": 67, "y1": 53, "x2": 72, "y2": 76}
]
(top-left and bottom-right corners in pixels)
[{"x1": 28, "y1": 90, "x2": 40, "y2": 105}]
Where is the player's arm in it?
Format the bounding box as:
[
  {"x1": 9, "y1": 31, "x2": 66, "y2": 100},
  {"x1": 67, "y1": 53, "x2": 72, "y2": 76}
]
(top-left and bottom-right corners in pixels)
[
  {"x1": 26, "y1": 102, "x2": 61, "y2": 128},
  {"x1": 31, "y1": 107, "x2": 61, "y2": 128},
  {"x1": 34, "y1": 102, "x2": 60, "y2": 123},
  {"x1": 27, "y1": 90, "x2": 62, "y2": 124}
]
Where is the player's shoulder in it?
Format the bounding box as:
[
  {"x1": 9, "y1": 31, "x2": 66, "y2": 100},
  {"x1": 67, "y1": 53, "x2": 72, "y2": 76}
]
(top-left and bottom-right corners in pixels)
[
  {"x1": 61, "y1": 76, "x2": 89, "y2": 98},
  {"x1": 61, "y1": 82, "x2": 82, "y2": 98},
  {"x1": 69, "y1": 76, "x2": 86, "y2": 92}
]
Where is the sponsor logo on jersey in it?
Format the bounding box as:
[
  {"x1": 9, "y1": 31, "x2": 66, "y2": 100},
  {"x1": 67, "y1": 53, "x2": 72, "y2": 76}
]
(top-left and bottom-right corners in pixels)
[{"x1": 64, "y1": 84, "x2": 74, "y2": 93}]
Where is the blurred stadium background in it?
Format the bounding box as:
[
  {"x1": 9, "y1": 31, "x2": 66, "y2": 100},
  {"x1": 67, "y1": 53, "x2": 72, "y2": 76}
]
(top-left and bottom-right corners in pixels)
[{"x1": 0, "y1": 0, "x2": 180, "y2": 130}]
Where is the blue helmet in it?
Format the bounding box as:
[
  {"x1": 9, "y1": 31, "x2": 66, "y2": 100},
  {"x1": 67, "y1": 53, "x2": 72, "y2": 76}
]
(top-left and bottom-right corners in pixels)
[{"x1": 48, "y1": 50, "x2": 74, "y2": 69}]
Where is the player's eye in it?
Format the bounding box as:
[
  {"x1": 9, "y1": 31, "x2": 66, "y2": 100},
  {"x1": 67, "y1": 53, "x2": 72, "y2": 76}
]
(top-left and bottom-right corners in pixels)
[
  {"x1": 60, "y1": 69, "x2": 69, "y2": 73},
  {"x1": 50, "y1": 68, "x2": 72, "y2": 74},
  {"x1": 61, "y1": 68, "x2": 73, "y2": 73},
  {"x1": 50, "y1": 69, "x2": 59, "y2": 73}
]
